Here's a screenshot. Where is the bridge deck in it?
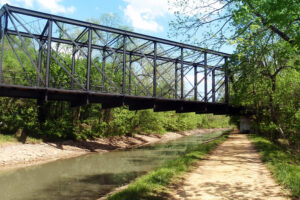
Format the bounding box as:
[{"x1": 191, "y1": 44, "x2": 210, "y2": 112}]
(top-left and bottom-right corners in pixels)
[{"x1": 0, "y1": 84, "x2": 239, "y2": 114}]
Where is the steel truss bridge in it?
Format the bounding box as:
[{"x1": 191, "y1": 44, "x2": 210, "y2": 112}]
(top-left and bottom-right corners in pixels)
[{"x1": 0, "y1": 4, "x2": 239, "y2": 115}]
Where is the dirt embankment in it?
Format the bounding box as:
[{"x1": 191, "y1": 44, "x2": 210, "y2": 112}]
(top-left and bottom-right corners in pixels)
[{"x1": 0, "y1": 128, "x2": 228, "y2": 171}]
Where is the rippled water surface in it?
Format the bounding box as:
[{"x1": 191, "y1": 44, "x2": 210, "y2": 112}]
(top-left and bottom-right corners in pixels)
[{"x1": 0, "y1": 130, "x2": 224, "y2": 200}]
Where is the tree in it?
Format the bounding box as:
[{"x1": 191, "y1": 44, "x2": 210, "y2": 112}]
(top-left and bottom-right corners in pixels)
[
  {"x1": 169, "y1": 0, "x2": 300, "y2": 49},
  {"x1": 169, "y1": 0, "x2": 300, "y2": 143}
]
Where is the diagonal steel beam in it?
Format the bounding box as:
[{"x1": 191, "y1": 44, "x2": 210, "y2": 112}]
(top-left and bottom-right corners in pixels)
[
  {"x1": 93, "y1": 29, "x2": 151, "y2": 96},
  {"x1": 6, "y1": 29, "x2": 222, "y2": 69},
  {"x1": 54, "y1": 21, "x2": 121, "y2": 93},
  {"x1": 183, "y1": 56, "x2": 224, "y2": 99},
  {"x1": 39, "y1": 21, "x2": 49, "y2": 41},
  {"x1": 74, "y1": 27, "x2": 88, "y2": 42},
  {"x1": 6, "y1": 10, "x2": 45, "y2": 85},
  {"x1": 128, "y1": 36, "x2": 176, "y2": 94},
  {"x1": 9, "y1": 12, "x2": 86, "y2": 90},
  {"x1": 6, "y1": 34, "x2": 33, "y2": 85},
  {"x1": 93, "y1": 30, "x2": 152, "y2": 95}
]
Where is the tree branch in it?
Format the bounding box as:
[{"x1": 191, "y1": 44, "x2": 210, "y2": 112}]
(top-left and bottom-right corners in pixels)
[{"x1": 245, "y1": 1, "x2": 295, "y2": 45}]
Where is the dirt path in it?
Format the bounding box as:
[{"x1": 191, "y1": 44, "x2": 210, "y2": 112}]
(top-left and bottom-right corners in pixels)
[
  {"x1": 166, "y1": 134, "x2": 290, "y2": 200},
  {"x1": 0, "y1": 128, "x2": 228, "y2": 171}
]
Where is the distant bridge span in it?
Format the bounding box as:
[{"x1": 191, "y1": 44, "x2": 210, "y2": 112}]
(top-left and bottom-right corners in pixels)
[{"x1": 0, "y1": 4, "x2": 240, "y2": 115}]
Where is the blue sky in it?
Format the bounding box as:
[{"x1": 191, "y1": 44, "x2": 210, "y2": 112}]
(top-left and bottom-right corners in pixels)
[{"x1": 0, "y1": 0, "x2": 233, "y2": 53}]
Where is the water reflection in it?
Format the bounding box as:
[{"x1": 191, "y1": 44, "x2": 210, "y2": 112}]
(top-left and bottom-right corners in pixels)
[{"x1": 0, "y1": 131, "x2": 223, "y2": 200}]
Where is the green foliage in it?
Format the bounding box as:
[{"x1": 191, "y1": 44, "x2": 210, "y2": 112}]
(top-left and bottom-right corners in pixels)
[
  {"x1": 229, "y1": 35, "x2": 300, "y2": 143},
  {"x1": 136, "y1": 110, "x2": 165, "y2": 134},
  {"x1": 249, "y1": 134, "x2": 300, "y2": 198},
  {"x1": 107, "y1": 107, "x2": 139, "y2": 136},
  {"x1": 107, "y1": 133, "x2": 229, "y2": 200},
  {"x1": 0, "y1": 98, "x2": 40, "y2": 137},
  {"x1": 0, "y1": 96, "x2": 233, "y2": 141}
]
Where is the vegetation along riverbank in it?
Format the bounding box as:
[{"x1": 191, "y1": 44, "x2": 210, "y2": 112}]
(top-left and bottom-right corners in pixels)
[{"x1": 249, "y1": 134, "x2": 300, "y2": 198}]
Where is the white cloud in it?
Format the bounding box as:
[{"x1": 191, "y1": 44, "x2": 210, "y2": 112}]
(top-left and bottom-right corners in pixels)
[
  {"x1": 123, "y1": 0, "x2": 169, "y2": 32},
  {"x1": 36, "y1": 0, "x2": 75, "y2": 14},
  {"x1": 0, "y1": 0, "x2": 75, "y2": 14},
  {"x1": 16, "y1": 0, "x2": 33, "y2": 7},
  {"x1": 122, "y1": 0, "x2": 224, "y2": 32}
]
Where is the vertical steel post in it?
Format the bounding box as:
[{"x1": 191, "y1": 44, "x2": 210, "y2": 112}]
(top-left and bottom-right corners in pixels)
[
  {"x1": 37, "y1": 43, "x2": 43, "y2": 87},
  {"x1": 180, "y1": 48, "x2": 184, "y2": 99},
  {"x1": 175, "y1": 61, "x2": 178, "y2": 99},
  {"x1": 129, "y1": 54, "x2": 132, "y2": 95},
  {"x1": 102, "y1": 48, "x2": 106, "y2": 92},
  {"x1": 224, "y1": 56, "x2": 229, "y2": 104},
  {"x1": 153, "y1": 41, "x2": 157, "y2": 97},
  {"x1": 0, "y1": 13, "x2": 6, "y2": 84},
  {"x1": 204, "y1": 52, "x2": 208, "y2": 102},
  {"x1": 45, "y1": 20, "x2": 52, "y2": 88},
  {"x1": 86, "y1": 28, "x2": 92, "y2": 91},
  {"x1": 71, "y1": 45, "x2": 76, "y2": 89},
  {"x1": 0, "y1": 35, "x2": 2, "y2": 84},
  {"x1": 212, "y1": 68, "x2": 216, "y2": 102},
  {"x1": 194, "y1": 64, "x2": 197, "y2": 100},
  {"x1": 0, "y1": 14, "x2": 2, "y2": 40},
  {"x1": 122, "y1": 35, "x2": 126, "y2": 94}
]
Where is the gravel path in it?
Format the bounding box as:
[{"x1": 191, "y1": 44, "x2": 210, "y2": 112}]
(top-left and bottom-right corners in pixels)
[{"x1": 167, "y1": 134, "x2": 290, "y2": 200}]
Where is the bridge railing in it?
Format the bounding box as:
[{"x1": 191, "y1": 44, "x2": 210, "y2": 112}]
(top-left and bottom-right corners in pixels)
[{"x1": 0, "y1": 4, "x2": 230, "y2": 104}]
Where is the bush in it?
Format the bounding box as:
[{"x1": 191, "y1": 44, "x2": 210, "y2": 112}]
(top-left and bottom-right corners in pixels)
[{"x1": 0, "y1": 97, "x2": 234, "y2": 141}]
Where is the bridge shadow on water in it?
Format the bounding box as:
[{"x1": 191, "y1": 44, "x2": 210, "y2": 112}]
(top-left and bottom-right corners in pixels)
[{"x1": 27, "y1": 171, "x2": 146, "y2": 200}]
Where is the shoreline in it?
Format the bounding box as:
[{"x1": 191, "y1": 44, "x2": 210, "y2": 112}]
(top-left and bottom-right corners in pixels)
[{"x1": 0, "y1": 128, "x2": 229, "y2": 172}]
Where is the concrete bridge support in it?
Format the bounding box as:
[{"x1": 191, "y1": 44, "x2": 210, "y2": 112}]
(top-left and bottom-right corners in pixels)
[{"x1": 240, "y1": 116, "x2": 251, "y2": 133}]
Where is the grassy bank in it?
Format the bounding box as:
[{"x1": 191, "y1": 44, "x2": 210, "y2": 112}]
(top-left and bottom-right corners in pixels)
[
  {"x1": 248, "y1": 134, "x2": 300, "y2": 198},
  {"x1": 107, "y1": 131, "x2": 230, "y2": 200},
  {"x1": 0, "y1": 134, "x2": 42, "y2": 145},
  {"x1": 0, "y1": 134, "x2": 17, "y2": 144}
]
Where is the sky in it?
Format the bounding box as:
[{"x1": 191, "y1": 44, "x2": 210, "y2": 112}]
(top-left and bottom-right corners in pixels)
[{"x1": 0, "y1": 0, "x2": 233, "y2": 53}]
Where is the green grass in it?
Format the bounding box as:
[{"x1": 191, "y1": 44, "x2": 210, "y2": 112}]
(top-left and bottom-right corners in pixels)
[
  {"x1": 0, "y1": 134, "x2": 18, "y2": 144},
  {"x1": 248, "y1": 134, "x2": 300, "y2": 198},
  {"x1": 107, "y1": 133, "x2": 229, "y2": 200},
  {"x1": 0, "y1": 134, "x2": 42, "y2": 145}
]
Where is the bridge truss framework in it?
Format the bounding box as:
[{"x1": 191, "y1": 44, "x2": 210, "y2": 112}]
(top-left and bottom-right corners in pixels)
[{"x1": 0, "y1": 4, "x2": 239, "y2": 114}]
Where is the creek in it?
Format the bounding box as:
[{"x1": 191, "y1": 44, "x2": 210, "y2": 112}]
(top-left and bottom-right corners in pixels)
[{"x1": 0, "y1": 130, "x2": 225, "y2": 200}]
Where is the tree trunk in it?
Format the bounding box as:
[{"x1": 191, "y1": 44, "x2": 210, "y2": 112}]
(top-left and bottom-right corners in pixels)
[
  {"x1": 72, "y1": 106, "x2": 81, "y2": 125},
  {"x1": 98, "y1": 109, "x2": 105, "y2": 124}
]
